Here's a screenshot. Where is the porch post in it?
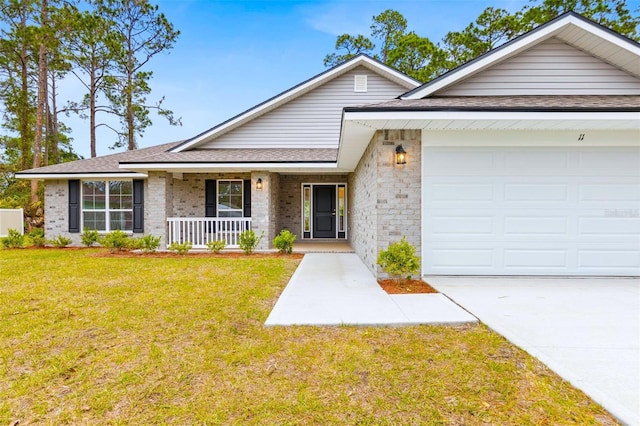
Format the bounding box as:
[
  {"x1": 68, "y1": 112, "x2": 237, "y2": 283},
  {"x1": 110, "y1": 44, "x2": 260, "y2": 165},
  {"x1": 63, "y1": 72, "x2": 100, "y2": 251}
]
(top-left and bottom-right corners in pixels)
[
  {"x1": 146, "y1": 171, "x2": 173, "y2": 248},
  {"x1": 250, "y1": 171, "x2": 278, "y2": 250}
]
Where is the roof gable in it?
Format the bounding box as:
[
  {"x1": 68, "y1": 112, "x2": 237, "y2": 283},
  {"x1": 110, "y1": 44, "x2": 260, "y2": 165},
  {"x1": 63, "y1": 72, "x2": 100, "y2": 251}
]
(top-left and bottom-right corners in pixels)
[
  {"x1": 171, "y1": 55, "x2": 420, "y2": 152},
  {"x1": 402, "y1": 12, "x2": 640, "y2": 100}
]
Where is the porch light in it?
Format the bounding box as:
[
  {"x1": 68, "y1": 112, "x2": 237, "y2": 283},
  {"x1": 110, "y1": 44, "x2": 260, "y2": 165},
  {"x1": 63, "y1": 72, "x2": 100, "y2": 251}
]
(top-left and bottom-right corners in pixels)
[
  {"x1": 395, "y1": 144, "x2": 407, "y2": 165},
  {"x1": 256, "y1": 178, "x2": 263, "y2": 190}
]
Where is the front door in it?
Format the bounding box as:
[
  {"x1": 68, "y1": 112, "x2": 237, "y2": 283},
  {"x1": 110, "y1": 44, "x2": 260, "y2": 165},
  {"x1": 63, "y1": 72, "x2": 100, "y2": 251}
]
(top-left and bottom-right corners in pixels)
[{"x1": 313, "y1": 185, "x2": 336, "y2": 238}]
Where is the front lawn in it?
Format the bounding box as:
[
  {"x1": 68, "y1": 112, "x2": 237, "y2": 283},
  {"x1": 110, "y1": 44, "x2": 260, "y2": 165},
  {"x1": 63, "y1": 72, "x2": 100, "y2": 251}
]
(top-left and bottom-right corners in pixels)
[{"x1": 0, "y1": 249, "x2": 616, "y2": 424}]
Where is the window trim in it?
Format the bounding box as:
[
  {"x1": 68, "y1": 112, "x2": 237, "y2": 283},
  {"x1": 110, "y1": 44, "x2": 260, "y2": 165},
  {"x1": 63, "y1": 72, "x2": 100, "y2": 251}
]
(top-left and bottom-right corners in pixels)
[
  {"x1": 81, "y1": 179, "x2": 134, "y2": 233},
  {"x1": 216, "y1": 179, "x2": 244, "y2": 217}
]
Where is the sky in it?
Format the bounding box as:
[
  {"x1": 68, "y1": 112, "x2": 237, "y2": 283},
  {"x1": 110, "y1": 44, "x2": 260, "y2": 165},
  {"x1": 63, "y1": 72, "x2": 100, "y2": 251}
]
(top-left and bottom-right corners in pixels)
[{"x1": 58, "y1": 0, "x2": 638, "y2": 158}]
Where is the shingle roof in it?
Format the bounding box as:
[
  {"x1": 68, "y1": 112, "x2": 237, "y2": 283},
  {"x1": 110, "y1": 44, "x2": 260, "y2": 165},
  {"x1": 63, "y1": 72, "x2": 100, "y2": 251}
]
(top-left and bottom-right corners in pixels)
[
  {"x1": 17, "y1": 142, "x2": 338, "y2": 176},
  {"x1": 121, "y1": 148, "x2": 338, "y2": 164},
  {"x1": 17, "y1": 141, "x2": 183, "y2": 175},
  {"x1": 349, "y1": 95, "x2": 640, "y2": 111}
]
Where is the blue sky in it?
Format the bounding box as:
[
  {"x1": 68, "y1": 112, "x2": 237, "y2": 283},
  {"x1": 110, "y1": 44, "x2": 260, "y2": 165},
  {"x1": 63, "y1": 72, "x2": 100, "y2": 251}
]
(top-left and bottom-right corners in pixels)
[{"x1": 61, "y1": 0, "x2": 637, "y2": 158}]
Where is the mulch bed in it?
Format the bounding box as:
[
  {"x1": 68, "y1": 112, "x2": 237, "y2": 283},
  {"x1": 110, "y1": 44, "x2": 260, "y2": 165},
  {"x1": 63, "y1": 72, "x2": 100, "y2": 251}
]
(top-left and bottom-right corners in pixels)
[
  {"x1": 93, "y1": 250, "x2": 304, "y2": 259},
  {"x1": 378, "y1": 279, "x2": 438, "y2": 294}
]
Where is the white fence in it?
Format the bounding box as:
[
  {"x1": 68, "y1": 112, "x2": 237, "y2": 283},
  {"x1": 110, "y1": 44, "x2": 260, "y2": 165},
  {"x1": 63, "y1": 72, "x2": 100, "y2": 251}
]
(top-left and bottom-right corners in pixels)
[
  {"x1": 167, "y1": 217, "x2": 252, "y2": 249},
  {"x1": 0, "y1": 208, "x2": 24, "y2": 237}
]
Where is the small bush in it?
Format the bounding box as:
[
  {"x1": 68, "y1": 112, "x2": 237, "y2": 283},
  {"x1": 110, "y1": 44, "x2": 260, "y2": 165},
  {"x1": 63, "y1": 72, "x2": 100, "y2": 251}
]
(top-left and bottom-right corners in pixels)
[
  {"x1": 168, "y1": 241, "x2": 192, "y2": 255},
  {"x1": 239, "y1": 229, "x2": 263, "y2": 255},
  {"x1": 127, "y1": 237, "x2": 145, "y2": 251},
  {"x1": 99, "y1": 230, "x2": 130, "y2": 252},
  {"x1": 273, "y1": 229, "x2": 296, "y2": 254},
  {"x1": 140, "y1": 234, "x2": 161, "y2": 253},
  {"x1": 27, "y1": 228, "x2": 46, "y2": 247},
  {"x1": 206, "y1": 239, "x2": 226, "y2": 253},
  {"x1": 1, "y1": 228, "x2": 25, "y2": 249},
  {"x1": 81, "y1": 228, "x2": 100, "y2": 247},
  {"x1": 377, "y1": 237, "x2": 421, "y2": 282},
  {"x1": 49, "y1": 235, "x2": 72, "y2": 248}
]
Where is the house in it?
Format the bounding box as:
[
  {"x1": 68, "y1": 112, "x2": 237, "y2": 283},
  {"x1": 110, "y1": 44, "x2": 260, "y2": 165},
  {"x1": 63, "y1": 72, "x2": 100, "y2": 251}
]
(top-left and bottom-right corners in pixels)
[{"x1": 18, "y1": 12, "x2": 640, "y2": 277}]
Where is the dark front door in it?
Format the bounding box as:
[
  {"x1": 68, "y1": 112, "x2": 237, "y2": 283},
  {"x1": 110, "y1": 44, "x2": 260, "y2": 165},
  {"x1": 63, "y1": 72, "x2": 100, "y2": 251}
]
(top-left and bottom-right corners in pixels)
[{"x1": 313, "y1": 185, "x2": 336, "y2": 238}]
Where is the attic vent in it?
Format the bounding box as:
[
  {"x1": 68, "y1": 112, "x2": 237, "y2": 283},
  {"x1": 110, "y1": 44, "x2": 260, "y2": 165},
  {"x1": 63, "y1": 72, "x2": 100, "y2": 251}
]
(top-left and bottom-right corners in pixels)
[{"x1": 354, "y1": 75, "x2": 368, "y2": 92}]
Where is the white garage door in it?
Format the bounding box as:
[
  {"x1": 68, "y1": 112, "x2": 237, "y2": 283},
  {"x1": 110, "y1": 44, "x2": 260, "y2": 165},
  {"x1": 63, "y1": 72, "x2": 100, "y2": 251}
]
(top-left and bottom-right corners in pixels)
[{"x1": 423, "y1": 146, "x2": 640, "y2": 276}]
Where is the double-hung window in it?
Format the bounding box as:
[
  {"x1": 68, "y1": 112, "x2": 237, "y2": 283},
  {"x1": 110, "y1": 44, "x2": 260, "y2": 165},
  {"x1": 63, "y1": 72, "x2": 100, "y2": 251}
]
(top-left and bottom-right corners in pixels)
[
  {"x1": 217, "y1": 180, "x2": 243, "y2": 217},
  {"x1": 82, "y1": 180, "x2": 133, "y2": 231}
]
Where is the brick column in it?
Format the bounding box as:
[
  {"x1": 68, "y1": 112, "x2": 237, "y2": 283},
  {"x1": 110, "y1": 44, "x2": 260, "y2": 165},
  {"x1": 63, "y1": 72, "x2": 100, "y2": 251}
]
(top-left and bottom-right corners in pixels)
[
  {"x1": 251, "y1": 171, "x2": 275, "y2": 250},
  {"x1": 146, "y1": 171, "x2": 173, "y2": 248}
]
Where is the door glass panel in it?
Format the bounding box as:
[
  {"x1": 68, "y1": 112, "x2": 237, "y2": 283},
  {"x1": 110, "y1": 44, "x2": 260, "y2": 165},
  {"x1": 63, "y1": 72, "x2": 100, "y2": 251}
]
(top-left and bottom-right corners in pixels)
[
  {"x1": 338, "y1": 186, "x2": 345, "y2": 232},
  {"x1": 303, "y1": 186, "x2": 310, "y2": 233}
]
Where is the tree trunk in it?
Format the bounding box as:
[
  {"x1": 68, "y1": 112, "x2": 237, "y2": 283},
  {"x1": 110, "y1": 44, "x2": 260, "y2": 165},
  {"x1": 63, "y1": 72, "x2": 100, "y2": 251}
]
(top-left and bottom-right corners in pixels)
[
  {"x1": 126, "y1": 73, "x2": 134, "y2": 150},
  {"x1": 19, "y1": 11, "x2": 31, "y2": 171},
  {"x1": 32, "y1": 0, "x2": 48, "y2": 202},
  {"x1": 90, "y1": 66, "x2": 97, "y2": 157},
  {"x1": 50, "y1": 72, "x2": 59, "y2": 164}
]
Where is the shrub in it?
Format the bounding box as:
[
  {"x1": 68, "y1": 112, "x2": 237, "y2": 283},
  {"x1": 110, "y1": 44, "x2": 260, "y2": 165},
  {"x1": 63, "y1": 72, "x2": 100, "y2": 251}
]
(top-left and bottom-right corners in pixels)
[
  {"x1": 238, "y1": 229, "x2": 263, "y2": 255},
  {"x1": 140, "y1": 234, "x2": 161, "y2": 253},
  {"x1": 49, "y1": 235, "x2": 72, "y2": 248},
  {"x1": 273, "y1": 229, "x2": 296, "y2": 254},
  {"x1": 206, "y1": 239, "x2": 226, "y2": 253},
  {"x1": 377, "y1": 237, "x2": 421, "y2": 282},
  {"x1": 27, "y1": 228, "x2": 46, "y2": 247},
  {"x1": 127, "y1": 237, "x2": 145, "y2": 251},
  {"x1": 1, "y1": 228, "x2": 25, "y2": 249},
  {"x1": 81, "y1": 228, "x2": 100, "y2": 247},
  {"x1": 99, "y1": 230, "x2": 130, "y2": 252},
  {"x1": 168, "y1": 241, "x2": 192, "y2": 255}
]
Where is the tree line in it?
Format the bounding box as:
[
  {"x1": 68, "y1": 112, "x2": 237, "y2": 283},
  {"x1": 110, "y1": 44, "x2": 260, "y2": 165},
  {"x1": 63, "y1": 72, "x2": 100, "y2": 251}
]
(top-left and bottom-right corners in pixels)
[
  {"x1": 324, "y1": 0, "x2": 639, "y2": 81},
  {"x1": 0, "y1": 0, "x2": 179, "y2": 217}
]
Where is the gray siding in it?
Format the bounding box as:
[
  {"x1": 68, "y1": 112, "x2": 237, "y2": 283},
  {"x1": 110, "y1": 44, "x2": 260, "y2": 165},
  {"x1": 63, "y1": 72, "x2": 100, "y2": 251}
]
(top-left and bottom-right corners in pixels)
[
  {"x1": 439, "y1": 38, "x2": 640, "y2": 96},
  {"x1": 201, "y1": 66, "x2": 409, "y2": 149}
]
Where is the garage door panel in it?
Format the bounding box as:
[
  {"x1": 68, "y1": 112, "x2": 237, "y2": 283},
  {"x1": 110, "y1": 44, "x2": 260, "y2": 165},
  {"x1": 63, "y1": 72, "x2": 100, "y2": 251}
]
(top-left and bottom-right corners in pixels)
[
  {"x1": 504, "y1": 216, "x2": 568, "y2": 235},
  {"x1": 578, "y1": 250, "x2": 640, "y2": 270},
  {"x1": 503, "y1": 249, "x2": 568, "y2": 269},
  {"x1": 430, "y1": 248, "x2": 495, "y2": 269},
  {"x1": 578, "y1": 149, "x2": 640, "y2": 170},
  {"x1": 504, "y1": 183, "x2": 568, "y2": 201},
  {"x1": 423, "y1": 146, "x2": 640, "y2": 276},
  {"x1": 579, "y1": 184, "x2": 640, "y2": 202},
  {"x1": 431, "y1": 184, "x2": 494, "y2": 201},
  {"x1": 504, "y1": 151, "x2": 568, "y2": 169},
  {"x1": 579, "y1": 217, "x2": 640, "y2": 235},
  {"x1": 431, "y1": 216, "x2": 494, "y2": 235}
]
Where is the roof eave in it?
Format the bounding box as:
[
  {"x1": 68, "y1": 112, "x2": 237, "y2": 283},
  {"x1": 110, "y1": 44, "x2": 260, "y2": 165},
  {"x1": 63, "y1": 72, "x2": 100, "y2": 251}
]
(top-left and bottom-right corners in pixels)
[{"x1": 15, "y1": 172, "x2": 148, "y2": 180}]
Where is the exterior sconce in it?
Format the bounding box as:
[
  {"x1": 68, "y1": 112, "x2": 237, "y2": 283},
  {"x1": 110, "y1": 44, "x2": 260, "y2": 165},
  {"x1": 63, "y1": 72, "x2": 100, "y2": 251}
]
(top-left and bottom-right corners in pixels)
[
  {"x1": 395, "y1": 144, "x2": 407, "y2": 165},
  {"x1": 256, "y1": 178, "x2": 263, "y2": 190}
]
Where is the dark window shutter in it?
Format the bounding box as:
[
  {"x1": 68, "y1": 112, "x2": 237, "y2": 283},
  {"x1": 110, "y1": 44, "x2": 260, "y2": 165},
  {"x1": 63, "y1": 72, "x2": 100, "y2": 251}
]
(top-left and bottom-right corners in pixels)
[
  {"x1": 243, "y1": 179, "x2": 251, "y2": 217},
  {"x1": 132, "y1": 179, "x2": 144, "y2": 233},
  {"x1": 68, "y1": 180, "x2": 80, "y2": 233},
  {"x1": 205, "y1": 180, "x2": 216, "y2": 217}
]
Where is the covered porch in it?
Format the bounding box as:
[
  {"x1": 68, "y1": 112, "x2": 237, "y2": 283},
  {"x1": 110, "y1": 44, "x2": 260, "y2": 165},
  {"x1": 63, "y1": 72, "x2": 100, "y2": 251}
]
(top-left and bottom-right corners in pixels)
[{"x1": 155, "y1": 171, "x2": 352, "y2": 249}]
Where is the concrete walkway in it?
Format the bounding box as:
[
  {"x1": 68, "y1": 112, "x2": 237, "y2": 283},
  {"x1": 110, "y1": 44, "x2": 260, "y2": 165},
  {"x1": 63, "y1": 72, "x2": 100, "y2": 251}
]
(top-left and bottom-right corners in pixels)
[
  {"x1": 265, "y1": 253, "x2": 476, "y2": 326},
  {"x1": 428, "y1": 276, "x2": 640, "y2": 426}
]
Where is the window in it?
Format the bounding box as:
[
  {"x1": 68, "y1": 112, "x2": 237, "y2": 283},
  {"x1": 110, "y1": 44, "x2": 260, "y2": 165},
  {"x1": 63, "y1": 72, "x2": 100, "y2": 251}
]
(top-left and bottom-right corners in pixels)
[
  {"x1": 217, "y1": 180, "x2": 243, "y2": 217},
  {"x1": 82, "y1": 180, "x2": 133, "y2": 231}
]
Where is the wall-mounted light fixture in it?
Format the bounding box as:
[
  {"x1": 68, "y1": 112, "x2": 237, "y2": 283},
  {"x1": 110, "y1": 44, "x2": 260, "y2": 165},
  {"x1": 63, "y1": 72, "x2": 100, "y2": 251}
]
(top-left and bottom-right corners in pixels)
[
  {"x1": 256, "y1": 178, "x2": 263, "y2": 190},
  {"x1": 395, "y1": 144, "x2": 407, "y2": 165}
]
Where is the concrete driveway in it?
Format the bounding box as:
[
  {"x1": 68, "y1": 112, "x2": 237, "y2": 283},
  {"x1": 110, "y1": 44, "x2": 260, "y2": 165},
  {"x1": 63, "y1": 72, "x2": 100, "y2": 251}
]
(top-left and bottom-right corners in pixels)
[{"x1": 428, "y1": 277, "x2": 640, "y2": 426}]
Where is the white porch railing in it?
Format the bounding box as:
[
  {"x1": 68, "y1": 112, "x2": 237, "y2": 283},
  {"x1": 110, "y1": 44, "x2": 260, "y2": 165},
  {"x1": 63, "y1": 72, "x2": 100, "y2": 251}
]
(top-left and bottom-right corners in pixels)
[{"x1": 167, "y1": 217, "x2": 251, "y2": 248}]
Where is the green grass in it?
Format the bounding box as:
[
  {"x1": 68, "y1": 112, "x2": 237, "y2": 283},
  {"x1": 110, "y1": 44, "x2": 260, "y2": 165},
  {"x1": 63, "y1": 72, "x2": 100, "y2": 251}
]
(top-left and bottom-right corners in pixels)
[{"x1": 0, "y1": 249, "x2": 616, "y2": 425}]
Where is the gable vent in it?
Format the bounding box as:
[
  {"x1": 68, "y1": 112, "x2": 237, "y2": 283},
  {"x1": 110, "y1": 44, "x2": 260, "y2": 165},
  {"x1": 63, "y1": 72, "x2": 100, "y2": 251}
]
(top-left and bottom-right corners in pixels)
[{"x1": 354, "y1": 75, "x2": 368, "y2": 92}]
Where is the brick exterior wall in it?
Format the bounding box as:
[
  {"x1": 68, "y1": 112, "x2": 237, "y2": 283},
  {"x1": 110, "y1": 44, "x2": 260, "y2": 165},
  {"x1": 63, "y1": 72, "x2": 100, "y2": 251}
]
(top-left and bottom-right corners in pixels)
[
  {"x1": 146, "y1": 172, "x2": 173, "y2": 247},
  {"x1": 349, "y1": 129, "x2": 422, "y2": 278},
  {"x1": 277, "y1": 174, "x2": 348, "y2": 237},
  {"x1": 171, "y1": 172, "x2": 250, "y2": 217},
  {"x1": 44, "y1": 180, "x2": 81, "y2": 244}
]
